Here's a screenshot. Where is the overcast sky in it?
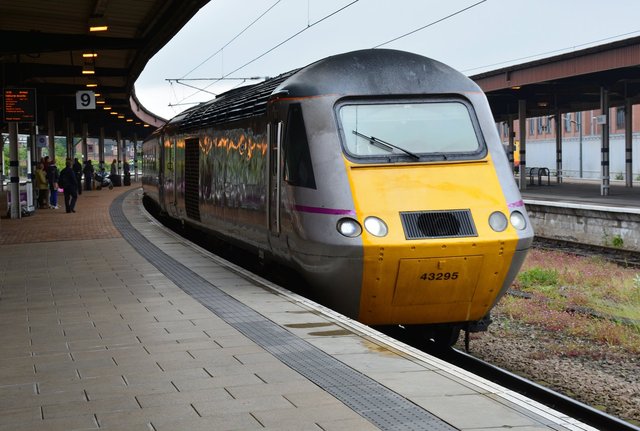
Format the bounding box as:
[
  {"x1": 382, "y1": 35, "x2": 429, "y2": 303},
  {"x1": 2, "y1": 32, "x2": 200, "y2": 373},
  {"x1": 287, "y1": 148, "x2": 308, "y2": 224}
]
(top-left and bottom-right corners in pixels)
[{"x1": 134, "y1": 0, "x2": 640, "y2": 120}]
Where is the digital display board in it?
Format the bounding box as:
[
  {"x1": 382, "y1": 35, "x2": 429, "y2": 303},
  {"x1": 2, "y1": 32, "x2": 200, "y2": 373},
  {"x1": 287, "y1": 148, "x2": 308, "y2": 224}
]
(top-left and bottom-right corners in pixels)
[{"x1": 3, "y1": 88, "x2": 37, "y2": 122}]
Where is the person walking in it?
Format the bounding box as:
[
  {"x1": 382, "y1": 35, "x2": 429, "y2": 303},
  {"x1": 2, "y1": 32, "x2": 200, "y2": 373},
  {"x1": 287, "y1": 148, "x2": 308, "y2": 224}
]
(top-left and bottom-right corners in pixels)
[
  {"x1": 123, "y1": 158, "x2": 131, "y2": 186},
  {"x1": 58, "y1": 159, "x2": 78, "y2": 213},
  {"x1": 35, "y1": 162, "x2": 49, "y2": 209},
  {"x1": 46, "y1": 159, "x2": 60, "y2": 209},
  {"x1": 73, "y1": 158, "x2": 83, "y2": 195},
  {"x1": 83, "y1": 160, "x2": 94, "y2": 191}
]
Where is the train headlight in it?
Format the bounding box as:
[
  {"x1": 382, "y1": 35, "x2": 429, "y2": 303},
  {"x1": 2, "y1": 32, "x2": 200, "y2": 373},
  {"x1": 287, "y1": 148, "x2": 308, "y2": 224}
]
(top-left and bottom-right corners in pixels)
[
  {"x1": 364, "y1": 216, "x2": 388, "y2": 237},
  {"x1": 337, "y1": 218, "x2": 362, "y2": 237},
  {"x1": 510, "y1": 211, "x2": 527, "y2": 230},
  {"x1": 488, "y1": 211, "x2": 508, "y2": 232}
]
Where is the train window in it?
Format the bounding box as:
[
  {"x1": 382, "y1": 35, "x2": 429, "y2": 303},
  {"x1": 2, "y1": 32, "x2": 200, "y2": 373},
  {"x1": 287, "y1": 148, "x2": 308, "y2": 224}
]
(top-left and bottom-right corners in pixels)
[
  {"x1": 338, "y1": 101, "x2": 484, "y2": 162},
  {"x1": 283, "y1": 104, "x2": 316, "y2": 189}
]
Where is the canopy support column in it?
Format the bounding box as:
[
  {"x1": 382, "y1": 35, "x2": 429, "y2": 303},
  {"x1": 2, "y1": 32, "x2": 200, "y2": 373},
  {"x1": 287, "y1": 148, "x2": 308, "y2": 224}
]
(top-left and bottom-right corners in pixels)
[{"x1": 518, "y1": 99, "x2": 527, "y2": 190}]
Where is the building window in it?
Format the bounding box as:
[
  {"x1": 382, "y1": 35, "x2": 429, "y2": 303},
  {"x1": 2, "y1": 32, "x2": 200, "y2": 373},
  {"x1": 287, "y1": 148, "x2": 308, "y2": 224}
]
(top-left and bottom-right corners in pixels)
[
  {"x1": 529, "y1": 118, "x2": 535, "y2": 135},
  {"x1": 564, "y1": 113, "x2": 572, "y2": 132},
  {"x1": 546, "y1": 116, "x2": 553, "y2": 134},
  {"x1": 616, "y1": 107, "x2": 625, "y2": 129}
]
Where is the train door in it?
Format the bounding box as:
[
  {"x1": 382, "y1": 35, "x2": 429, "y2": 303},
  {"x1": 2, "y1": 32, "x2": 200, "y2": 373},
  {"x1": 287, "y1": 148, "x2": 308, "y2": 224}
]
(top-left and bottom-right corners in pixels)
[
  {"x1": 267, "y1": 121, "x2": 282, "y2": 235},
  {"x1": 267, "y1": 120, "x2": 289, "y2": 258},
  {"x1": 163, "y1": 136, "x2": 178, "y2": 216},
  {"x1": 157, "y1": 134, "x2": 165, "y2": 206}
]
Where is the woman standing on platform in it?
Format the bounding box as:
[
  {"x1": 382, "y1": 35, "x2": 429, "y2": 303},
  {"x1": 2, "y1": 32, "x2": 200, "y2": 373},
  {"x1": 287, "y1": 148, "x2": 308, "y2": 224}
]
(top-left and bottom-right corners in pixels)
[{"x1": 35, "y1": 162, "x2": 49, "y2": 209}]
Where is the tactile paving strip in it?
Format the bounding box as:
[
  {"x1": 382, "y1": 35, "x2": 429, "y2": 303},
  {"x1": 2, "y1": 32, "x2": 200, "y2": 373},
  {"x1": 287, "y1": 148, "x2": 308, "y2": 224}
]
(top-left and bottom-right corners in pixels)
[{"x1": 110, "y1": 191, "x2": 458, "y2": 431}]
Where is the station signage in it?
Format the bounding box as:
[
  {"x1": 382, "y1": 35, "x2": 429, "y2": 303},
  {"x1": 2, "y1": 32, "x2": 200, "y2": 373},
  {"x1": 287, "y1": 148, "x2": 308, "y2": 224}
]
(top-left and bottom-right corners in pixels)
[
  {"x1": 76, "y1": 90, "x2": 96, "y2": 110},
  {"x1": 3, "y1": 88, "x2": 37, "y2": 122}
]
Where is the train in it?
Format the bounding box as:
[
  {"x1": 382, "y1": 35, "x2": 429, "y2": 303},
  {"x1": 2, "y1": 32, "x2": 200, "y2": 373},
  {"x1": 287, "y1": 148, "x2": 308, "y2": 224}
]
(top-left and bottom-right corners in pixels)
[{"x1": 142, "y1": 49, "x2": 534, "y2": 345}]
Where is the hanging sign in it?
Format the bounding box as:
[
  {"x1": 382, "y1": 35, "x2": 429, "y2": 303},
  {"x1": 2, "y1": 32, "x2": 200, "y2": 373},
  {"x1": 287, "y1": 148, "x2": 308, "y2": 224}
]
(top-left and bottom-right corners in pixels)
[{"x1": 76, "y1": 90, "x2": 96, "y2": 110}]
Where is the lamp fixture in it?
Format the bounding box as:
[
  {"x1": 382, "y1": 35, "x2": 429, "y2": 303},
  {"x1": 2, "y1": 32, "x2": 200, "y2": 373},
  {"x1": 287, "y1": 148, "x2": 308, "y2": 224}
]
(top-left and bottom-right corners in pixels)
[
  {"x1": 82, "y1": 63, "x2": 95, "y2": 75},
  {"x1": 126, "y1": 119, "x2": 133, "y2": 122},
  {"x1": 82, "y1": 52, "x2": 98, "y2": 58},
  {"x1": 117, "y1": 115, "x2": 125, "y2": 119},
  {"x1": 88, "y1": 16, "x2": 109, "y2": 32},
  {"x1": 110, "y1": 111, "x2": 118, "y2": 115},
  {"x1": 85, "y1": 83, "x2": 98, "y2": 88}
]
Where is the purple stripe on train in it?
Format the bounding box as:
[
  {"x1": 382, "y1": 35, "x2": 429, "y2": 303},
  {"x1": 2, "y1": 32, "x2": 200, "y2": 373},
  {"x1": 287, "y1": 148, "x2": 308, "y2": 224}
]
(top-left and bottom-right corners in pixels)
[{"x1": 294, "y1": 205, "x2": 356, "y2": 216}]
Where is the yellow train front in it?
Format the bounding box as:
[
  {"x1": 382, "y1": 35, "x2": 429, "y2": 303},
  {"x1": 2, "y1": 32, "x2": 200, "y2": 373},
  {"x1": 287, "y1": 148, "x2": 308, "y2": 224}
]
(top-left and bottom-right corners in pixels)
[
  {"x1": 142, "y1": 49, "x2": 533, "y2": 346},
  {"x1": 271, "y1": 50, "x2": 534, "y2": 344}
]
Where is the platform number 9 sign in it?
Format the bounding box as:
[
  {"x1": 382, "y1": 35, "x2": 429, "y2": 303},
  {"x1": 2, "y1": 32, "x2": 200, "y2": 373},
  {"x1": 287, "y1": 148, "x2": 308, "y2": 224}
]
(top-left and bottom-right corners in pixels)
[{"x1": 76, "y1": 91, "x2": 96, "y2": 110}]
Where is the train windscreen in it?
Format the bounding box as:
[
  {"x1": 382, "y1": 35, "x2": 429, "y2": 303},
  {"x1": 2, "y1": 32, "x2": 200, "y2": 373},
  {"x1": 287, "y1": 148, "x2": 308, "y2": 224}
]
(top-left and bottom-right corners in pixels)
[{"x1": 338, "y1": 100, "x2": 484, "y2": 162}]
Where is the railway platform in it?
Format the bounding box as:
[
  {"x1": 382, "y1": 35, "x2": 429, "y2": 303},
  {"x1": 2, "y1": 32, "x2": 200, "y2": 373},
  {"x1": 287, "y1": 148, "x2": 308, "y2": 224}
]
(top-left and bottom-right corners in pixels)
[
  {"x1": 0, "y1": 185, "x2": 596, "y2": 431},
  {"x1": 521, "y1": 179, "x2": 640, "y2": 251},
  {"x1": 521, "y1": 178, "x2": 640, "y2": 210}
]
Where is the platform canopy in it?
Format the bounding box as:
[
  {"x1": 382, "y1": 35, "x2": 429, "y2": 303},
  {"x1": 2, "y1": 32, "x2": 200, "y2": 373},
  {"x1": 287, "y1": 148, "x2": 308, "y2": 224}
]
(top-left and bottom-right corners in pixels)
[
  {"x1": 0, "y1": 0, "x2": 209, "y2": 138},
  {"x1": 472, "y1": 36, "x2": 640, "y2": 121}
]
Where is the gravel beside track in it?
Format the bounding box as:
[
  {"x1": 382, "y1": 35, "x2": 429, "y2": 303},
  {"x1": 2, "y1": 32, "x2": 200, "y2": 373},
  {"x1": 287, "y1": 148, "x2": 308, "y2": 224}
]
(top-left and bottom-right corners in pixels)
[{"x1": 462, "y1": 314, "x2": 640, "y2": 425}]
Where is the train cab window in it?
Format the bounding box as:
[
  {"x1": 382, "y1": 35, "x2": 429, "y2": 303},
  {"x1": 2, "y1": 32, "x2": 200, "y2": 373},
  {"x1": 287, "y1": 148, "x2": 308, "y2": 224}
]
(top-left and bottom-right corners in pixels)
[
  {"x1": 283, "y1": 103, "x2": 316, "y2": 189},
  {"x1": 338, "y1": 100, "x2": 485, "y2": 162}
]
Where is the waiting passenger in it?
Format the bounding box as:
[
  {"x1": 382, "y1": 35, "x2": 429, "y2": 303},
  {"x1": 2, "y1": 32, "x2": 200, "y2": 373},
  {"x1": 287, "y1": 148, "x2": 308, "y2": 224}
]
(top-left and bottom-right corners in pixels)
[
  {"x1": 35, "y1": 163, "x2": 49, "y2": 209},
  {"x1": 83, "y1": 160, "x2": 94, "y2": 191},
  {"x1": 46, "y1": 160, "x2": 60, "y2": 209}
]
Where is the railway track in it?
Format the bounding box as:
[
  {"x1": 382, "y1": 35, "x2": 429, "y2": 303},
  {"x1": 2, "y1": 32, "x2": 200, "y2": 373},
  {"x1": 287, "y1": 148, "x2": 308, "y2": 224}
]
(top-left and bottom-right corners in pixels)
[
  {"x1": 378, "y1": 324, "x2": 640, "y2": 431},
  {"x1": 433, "y1": 347, "x2": 640, "y2": 431},
  {"x1": 533, "y1": 236, "x2": 640, "y2": 268}
]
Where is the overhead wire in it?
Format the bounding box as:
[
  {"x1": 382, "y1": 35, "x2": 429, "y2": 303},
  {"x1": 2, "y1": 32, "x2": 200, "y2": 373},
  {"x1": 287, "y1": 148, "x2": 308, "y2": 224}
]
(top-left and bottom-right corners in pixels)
[
  {"x1": 373, "y1": 0, "x2": 487, "y2": 49},
  {"x1": 179, "y1": 0, "x2": 284, "y2": 80},
  {"x1": 172, "y1": 0, "x2": 359, "y2": 106}
]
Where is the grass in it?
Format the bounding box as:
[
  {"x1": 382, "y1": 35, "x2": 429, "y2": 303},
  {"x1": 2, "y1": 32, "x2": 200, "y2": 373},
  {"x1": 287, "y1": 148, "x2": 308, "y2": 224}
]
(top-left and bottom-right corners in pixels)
[{"x1": 498, "y1": 249, "x2": 640, "y2": 353}]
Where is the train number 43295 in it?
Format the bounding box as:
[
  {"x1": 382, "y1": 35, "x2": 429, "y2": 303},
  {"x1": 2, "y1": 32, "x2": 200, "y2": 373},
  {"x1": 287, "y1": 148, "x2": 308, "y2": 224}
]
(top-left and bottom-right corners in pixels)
[{"x1": 419, "y1": 272, "x2": 459, "y2": 281}]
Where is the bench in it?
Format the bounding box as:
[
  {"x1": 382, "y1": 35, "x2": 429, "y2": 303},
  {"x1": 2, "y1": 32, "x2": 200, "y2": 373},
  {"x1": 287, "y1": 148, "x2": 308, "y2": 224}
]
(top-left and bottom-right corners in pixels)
[{"x1": 528, "y1": 167, "x2": 550, "y2": 186}]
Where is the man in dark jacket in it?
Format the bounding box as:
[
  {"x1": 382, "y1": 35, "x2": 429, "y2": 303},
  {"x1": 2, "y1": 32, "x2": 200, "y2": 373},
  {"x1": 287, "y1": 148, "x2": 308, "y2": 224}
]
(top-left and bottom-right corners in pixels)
[
  {"x1": 58, "y1": 159, "x2": 79, "y2": 213},
  {"x1": 83, "y1": 160, "x2": 94, "y2": 191},
  {"x1": 73, "y1": 158, "x2": 83, "y2": 195}
]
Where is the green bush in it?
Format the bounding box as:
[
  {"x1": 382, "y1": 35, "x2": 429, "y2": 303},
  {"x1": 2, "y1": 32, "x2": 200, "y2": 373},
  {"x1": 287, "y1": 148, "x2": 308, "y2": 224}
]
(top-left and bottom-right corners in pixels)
[{"x1": 517, "y1": 267, "x2": 559, "y2": 289}]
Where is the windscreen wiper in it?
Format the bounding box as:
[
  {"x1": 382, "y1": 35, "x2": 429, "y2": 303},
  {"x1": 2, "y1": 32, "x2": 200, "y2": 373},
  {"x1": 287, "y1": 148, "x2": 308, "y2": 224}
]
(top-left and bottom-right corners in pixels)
[{"x1": 352, "y1": 130, "x2": 420, "y2": 160}]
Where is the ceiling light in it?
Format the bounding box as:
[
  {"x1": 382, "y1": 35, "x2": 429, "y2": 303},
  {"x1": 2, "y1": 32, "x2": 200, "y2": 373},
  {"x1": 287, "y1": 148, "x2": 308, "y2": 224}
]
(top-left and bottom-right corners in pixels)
[
  {"x1": 110, "y1": 112, "x2": 118, "y2": 115},
  {"x1": 102, "y1": 105, "x2": 111, "y2": 110},
  {"x1": 82, "y1": 64, "x2": 95, "y2": 75},
  {"x1": 96, "y1": 99, "x2": 106, "y2": 105},
  {"x1": 86, "y1": 83, "x2": 98, "y2": 88},
  {"x1": 82, "y1": 52, "x2": 98, "y2": 58},
  {"x1": 117, "y1": 115, "x2": 125, "y2": 119},
  {"x1": 88, "y1": 16, "x2": 109, "y2": 32},
  {"x1": 126, "y1": 119, "x2": 133, "y2": 122}
]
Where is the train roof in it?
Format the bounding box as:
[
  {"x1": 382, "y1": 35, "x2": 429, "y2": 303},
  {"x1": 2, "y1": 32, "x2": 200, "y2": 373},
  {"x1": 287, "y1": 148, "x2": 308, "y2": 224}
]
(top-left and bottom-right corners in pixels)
[
  {"x1": 171, "y1": 49, "x2": 480, "y2": 131},
  {"x1": 276, "y1": 49, "x2": 480, "y2": 97}
]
